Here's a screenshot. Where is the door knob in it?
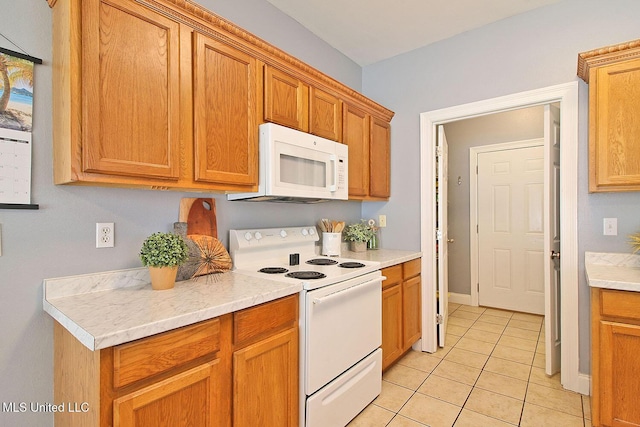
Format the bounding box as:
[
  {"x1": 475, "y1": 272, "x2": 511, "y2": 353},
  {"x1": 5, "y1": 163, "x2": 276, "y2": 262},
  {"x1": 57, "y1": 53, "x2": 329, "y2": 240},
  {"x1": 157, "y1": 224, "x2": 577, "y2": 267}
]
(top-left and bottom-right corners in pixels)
[
  {"x1": 551, "y1": 251, "x2": 560, "y2": 260},
  {"x1": 447, "y1": 238, "x2": 455, "y2": 243}
]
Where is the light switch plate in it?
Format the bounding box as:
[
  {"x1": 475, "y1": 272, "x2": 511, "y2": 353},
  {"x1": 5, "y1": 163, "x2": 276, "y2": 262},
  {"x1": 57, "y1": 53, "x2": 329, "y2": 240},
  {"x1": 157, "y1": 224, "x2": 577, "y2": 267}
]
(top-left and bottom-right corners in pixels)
[{"x1": 603, "y1": 218, "x2": 617, "y2": 236}]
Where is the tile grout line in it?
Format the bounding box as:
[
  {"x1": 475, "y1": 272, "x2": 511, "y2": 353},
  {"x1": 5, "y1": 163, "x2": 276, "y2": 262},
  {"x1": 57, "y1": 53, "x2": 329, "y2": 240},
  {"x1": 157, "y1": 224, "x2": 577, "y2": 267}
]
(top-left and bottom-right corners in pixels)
[
  {"x1": 451, "y1": 305, "x2": 516, "y2": 426},
  {"x1": 379, "y1": 305, "x2": 560, "y2": 427}
]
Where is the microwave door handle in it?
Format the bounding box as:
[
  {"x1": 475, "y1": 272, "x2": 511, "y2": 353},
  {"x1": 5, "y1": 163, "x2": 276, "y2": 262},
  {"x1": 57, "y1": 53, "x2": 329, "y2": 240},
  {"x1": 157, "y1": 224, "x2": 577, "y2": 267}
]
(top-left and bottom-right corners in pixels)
[{"x1": 329, "y1": 154, "x2": 337, "y2": 192}]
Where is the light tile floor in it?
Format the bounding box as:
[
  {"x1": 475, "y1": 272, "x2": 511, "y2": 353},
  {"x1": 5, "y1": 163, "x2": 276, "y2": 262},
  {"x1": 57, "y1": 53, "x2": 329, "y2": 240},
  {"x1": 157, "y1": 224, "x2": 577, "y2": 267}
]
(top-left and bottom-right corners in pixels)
[{"x1": 349, "y1": 303, "x2": 591, "y2": 427}]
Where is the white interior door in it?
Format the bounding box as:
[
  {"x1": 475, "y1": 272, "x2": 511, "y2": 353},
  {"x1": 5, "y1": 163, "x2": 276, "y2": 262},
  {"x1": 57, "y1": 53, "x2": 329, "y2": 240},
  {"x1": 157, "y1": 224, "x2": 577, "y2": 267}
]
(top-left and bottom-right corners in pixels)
[
  {"x1": 544, "y1": 104, "x2": 561, "y2": 375},
  {"x1": 436, "y1": 126, "x2": 449, "y2": 347},
  {"x1": 477, "y1": 144, "x2": 545, "y2": 314}
]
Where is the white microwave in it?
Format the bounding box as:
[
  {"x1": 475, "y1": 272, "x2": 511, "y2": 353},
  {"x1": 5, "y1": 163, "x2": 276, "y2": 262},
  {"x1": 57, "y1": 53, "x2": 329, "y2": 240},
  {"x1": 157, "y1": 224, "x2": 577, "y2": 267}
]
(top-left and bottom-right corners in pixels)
[{"x1": 228, "y1": 123, "x2": 348, "y2": 203}]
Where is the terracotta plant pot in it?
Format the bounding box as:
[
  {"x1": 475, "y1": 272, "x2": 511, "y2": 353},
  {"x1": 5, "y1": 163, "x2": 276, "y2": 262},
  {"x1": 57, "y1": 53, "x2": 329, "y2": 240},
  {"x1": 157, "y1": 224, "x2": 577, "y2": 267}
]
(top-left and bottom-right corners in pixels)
[
  {"x1": 349, "y1": 241, "x2": 367, "y2": 253},
  {"x1": 148, "y1": 266, "x2": 179, "y2": 290}
]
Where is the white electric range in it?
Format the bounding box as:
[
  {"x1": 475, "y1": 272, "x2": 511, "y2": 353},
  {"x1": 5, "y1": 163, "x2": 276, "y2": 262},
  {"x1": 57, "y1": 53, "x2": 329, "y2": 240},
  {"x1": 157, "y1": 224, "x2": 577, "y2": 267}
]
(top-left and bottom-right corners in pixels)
[{"x1": 229, "y1": 226, "x2": 383, "y2": 427}]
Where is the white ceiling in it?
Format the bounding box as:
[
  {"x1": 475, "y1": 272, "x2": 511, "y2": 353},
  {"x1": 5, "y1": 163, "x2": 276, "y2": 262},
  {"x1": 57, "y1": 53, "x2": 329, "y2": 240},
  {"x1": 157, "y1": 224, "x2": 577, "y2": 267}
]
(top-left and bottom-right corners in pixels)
[{"x1": 266, "y1": 0, "x2": 563, "y2": 66}]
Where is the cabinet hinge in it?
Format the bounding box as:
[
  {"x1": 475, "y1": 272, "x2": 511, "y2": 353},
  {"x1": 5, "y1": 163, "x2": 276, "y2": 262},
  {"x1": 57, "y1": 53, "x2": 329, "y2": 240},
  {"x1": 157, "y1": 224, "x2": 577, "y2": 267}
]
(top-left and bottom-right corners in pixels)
[
  {"x1": 436, "y1": 314, "x2": 444, "y2": 324},
  {"x1": 436, "y1": 229, "x2": 443, "y2": 241},
  {"x1": 435, "y1": 146, "x2": 443, "y2": 158}
]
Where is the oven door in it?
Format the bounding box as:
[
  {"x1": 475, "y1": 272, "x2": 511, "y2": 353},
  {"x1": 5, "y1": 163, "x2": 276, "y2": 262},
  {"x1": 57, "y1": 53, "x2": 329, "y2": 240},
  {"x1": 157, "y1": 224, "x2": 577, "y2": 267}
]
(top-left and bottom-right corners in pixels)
[
  {"x1": 305, "y1": 271, "x2": 382, "y2": 395},
  {"x1": 267, "y1": 140, "x2": 346, "y2": 200}
]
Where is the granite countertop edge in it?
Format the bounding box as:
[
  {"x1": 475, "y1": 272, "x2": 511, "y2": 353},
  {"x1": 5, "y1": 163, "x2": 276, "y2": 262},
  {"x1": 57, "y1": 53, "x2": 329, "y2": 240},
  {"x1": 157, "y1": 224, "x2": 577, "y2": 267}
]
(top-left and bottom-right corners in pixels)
[
  {"x1": 585, "y1": 251, "x2": 640, "y2": 293},
  {"x1": 43, "y1": 249, "x2": 422, "y2": 351}
]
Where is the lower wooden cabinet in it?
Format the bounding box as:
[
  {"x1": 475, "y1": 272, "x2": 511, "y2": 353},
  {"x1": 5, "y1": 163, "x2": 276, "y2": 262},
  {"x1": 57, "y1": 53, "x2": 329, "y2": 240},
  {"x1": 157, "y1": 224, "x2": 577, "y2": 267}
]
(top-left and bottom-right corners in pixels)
[
  {"x1": 232, "y1": 294, "x2": 299, "y2": 427},
  {"x1": 113, "y1": 361, "x2": 223, "y2": 427},
  {"x1": 381, "y1": 258, "x2": 421, "y2": 370},
  {"x1": 53, "y1": 294, "x2": 298, "y2": 427},
  {"x1": 591, "y1": 287, "x2": 640, "y2": 427}
]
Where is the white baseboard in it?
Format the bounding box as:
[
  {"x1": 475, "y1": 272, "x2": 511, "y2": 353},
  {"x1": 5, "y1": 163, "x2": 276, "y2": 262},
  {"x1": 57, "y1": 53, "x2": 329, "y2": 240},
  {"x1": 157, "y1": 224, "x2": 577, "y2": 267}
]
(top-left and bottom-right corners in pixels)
[
  {"x1": 577, "y1": 373, "x2": 591, "y2": 396},
  {"x1": 448, "y1": 292, "x2": 472, "y2": 306}
]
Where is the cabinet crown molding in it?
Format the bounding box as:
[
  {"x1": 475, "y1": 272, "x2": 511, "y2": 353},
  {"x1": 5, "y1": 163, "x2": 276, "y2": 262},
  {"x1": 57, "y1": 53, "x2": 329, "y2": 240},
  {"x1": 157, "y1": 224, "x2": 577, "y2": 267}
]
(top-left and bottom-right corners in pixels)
[
  {"x1": 577, "y1": 38, "x2": 640, "y2": 83},
  {"x1": 48, "y1": 0, "x2": 393, "y2": 121}
]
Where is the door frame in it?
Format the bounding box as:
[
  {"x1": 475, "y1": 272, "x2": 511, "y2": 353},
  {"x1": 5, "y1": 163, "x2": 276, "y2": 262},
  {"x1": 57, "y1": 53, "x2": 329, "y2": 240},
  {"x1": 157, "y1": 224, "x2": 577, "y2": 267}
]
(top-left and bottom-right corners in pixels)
[
  {"x1": 470, "y1": 138, "x2": 545, "y2": 308},
  {"x1": 419, "y1": 82, "x2": 585, "y2": 394}
]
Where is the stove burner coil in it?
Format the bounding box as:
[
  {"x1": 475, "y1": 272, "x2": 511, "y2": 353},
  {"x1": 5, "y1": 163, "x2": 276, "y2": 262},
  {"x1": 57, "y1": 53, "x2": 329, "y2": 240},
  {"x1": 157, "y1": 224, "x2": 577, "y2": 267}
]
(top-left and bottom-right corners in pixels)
[
  {"x1": 306, "y1": 258, "x2": 339, "y2": 266},
  {"x1": 285, "y1": 271, "x2": 326, "y2": 280},
  {"x1": 338, "y1": 262, "x2": 366, "y2": 269},
  {"x1": 259, "y1": 267, "x2": 289, "y2": 274}
]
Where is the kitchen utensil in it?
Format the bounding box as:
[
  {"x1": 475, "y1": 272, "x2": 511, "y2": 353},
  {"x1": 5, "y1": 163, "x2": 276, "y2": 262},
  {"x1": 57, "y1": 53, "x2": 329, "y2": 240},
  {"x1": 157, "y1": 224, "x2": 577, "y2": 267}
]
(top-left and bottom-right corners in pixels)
[{"x1": 179, "y1": 198, "x2": 217, "y2": 238}]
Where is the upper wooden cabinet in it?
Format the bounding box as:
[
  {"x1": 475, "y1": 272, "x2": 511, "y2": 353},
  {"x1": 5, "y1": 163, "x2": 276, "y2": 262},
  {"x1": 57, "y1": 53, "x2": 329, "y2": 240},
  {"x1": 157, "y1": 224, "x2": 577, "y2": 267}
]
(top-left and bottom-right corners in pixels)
[
  {"x1": 343, "y1": 104, "x2": 391, "y2": 200},
  {"x1": 50, "y1": 0, "x2": 393, "y2": 193},
  {"x1": 309, "y1": 87, "x2": 343, "y2": 141},
  {"x1": 369, "y1": 117, "x2": 391, "y2": 199},
  {"x1": 264, "y1": 66, "x2": 343, "y2": 142},
  {"x1": 578, "y1": 39, "x2": 640, "y2": 192},
  {"x1": 80, "y1": 0, "x2": 182, "y2": 181},
  {"x1": 193, "y1": 33, "x2": 259, "y2": 187},
  {"x1": 264, "y1": 66, "x2": 309, "y2": 132}
]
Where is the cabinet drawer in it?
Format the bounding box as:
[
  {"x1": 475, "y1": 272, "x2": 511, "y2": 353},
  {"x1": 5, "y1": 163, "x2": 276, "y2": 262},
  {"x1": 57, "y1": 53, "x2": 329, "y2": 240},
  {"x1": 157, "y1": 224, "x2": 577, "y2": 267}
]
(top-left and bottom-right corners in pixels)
[
  {"x1": 113, "y1": 318, "x2": 221, "y2": 388},
  {"x1": 234, "y1": 294, "x2": 298, "y2": 348},
  {"x1": 403, "y1": 258, "x2": 421, "y2": 279},
  {"x1": 382, "y1": 265, "x2": 402, "y2": 289},
  {"x1": 600, "y1": 289, "x2": 640, "y2": 321}
]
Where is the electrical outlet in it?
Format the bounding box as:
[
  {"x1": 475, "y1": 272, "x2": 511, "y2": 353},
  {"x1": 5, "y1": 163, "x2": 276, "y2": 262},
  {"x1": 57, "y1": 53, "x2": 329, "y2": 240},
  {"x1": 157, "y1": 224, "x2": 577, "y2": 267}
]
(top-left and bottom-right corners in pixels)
[
  {"x1": 378, "y1": 215, "x2": 387, "y2": 228},
  {"x1": 603, "y1": 218, "x2": 617, "y2": 236},
  {"x1": 96, "y1": 222, "x2": 114, "y2": 248}
]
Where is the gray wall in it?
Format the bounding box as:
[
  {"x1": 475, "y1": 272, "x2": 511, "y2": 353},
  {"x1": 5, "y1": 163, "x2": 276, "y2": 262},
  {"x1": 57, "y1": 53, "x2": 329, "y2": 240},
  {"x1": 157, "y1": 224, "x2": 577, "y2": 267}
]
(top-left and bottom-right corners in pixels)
[
  {"x1": 0, "y1": 1, "x2": 364, "y2": 425},
  {"x1": 362, "y1": 0, "x2": 640, "y2": 376},
  {"x1": 444, "y1": 106, "x2": 545, "y2": 295}
]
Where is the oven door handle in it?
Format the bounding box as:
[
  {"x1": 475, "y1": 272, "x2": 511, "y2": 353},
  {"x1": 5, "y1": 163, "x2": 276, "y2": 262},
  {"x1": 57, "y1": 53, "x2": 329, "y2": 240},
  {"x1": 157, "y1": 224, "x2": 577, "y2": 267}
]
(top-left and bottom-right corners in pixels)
[{"x1": 312, "y1": 276, "x2": 385, "y2": 305}]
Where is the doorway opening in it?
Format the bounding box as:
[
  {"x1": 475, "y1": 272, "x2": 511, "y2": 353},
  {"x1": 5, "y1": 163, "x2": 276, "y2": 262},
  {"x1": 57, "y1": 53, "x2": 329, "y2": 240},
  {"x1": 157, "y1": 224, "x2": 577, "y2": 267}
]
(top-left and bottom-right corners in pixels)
[{"x1": 419, "y1": 82, "x2": 585, "y2": 394}]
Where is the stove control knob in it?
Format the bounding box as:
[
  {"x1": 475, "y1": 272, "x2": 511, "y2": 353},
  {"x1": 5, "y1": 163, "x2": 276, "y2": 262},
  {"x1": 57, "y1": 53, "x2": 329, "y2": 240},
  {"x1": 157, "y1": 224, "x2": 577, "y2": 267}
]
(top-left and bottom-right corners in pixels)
[
  {"x1": 279, "y1": 229, "x2": 287, "y2": 238},
  {"x1": 301, "y1": 228, "x2": 309, "y2": 236},
  {"x1": 308, "y1": 228, "x2": 316, "y2": 236},
  {"x1": 254, "y1": 231, "x2": 263, "y2": 240},
  {"x1": 244, "y1": 232, "x2": 253, "y2": 241}
]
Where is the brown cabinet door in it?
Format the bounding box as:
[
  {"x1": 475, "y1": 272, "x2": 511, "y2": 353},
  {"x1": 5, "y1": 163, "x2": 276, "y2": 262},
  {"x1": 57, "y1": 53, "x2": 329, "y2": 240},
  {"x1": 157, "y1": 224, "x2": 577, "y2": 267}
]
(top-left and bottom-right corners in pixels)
[
  {"x1": 309, "y1": 87, "x2": 342, "y2": 141},
  {"x1": 233, "y1": 328, "x2": 299, "y2": 427},
  {"x1": 599, "y1": 320, "x2": 640, "y2": 427},
  {"x1": 82, "y1": 0, "x2": 181, "y2": 180},
  {"x1": 264, "y1": 66, "x2": 308, "y2": 131},
  {"x1": 193, "y1": 33, "x2": 259, "y2": 187},
  {"x1": 402, "y1": 275, "x2": 421, "y2": 350},
  {"x1": 382, "y1": 283, "x2": 403, "y2": 371},
  {"x1": 113, "y1": 361, "x2": 226, "y2": 427},
  {"x1": 343, "y1": 104, "x2": 370, "y2": 198},
  {"x1": 590, "y1": 58, "x2": 640, "y2": 192},
  {"x1": 369, "y1": 117, "x2": 391, "y2": 199}
]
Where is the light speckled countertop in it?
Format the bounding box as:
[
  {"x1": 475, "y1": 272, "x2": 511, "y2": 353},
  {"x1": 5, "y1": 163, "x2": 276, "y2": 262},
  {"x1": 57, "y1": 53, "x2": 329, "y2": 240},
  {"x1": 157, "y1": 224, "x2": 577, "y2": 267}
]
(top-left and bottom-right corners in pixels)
[
  {"x1": 585, "y1": 252, "x2": 640, "y2": 292},
  {"x1": 44, "y1": 249, "x2": 421, "y2": 351},
  {"x1": 340, "y1": 248, "x2": 422, "y2": 268},
  {"x1": 44, "y1": 268, "x2": 302, "y2": 351}
]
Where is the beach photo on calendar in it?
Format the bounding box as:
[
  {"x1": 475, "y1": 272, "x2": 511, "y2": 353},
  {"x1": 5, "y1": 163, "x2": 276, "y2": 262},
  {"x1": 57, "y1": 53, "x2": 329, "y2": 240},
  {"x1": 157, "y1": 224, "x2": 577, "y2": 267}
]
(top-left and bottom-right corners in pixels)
[{"x1": 0, "y1": 50, "x2": 34, "y2": 132}]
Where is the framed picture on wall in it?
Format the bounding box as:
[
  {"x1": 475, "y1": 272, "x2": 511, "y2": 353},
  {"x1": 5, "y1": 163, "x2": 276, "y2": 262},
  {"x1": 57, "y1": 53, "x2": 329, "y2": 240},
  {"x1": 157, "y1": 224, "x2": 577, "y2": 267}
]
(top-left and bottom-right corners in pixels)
[{"x1": 0, "y1": 46, "x2": 41, "y2": 207}]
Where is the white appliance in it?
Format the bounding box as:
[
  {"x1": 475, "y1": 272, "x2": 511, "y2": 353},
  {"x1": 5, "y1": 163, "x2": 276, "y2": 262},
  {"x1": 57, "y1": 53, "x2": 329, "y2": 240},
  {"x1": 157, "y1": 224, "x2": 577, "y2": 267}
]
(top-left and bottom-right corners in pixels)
[
  {"x1": 227, "y1": 123, "x2": 348, "y2": 203},
  {"x1": 229, "y1": 226, "x2": 383, "y2": 427}
]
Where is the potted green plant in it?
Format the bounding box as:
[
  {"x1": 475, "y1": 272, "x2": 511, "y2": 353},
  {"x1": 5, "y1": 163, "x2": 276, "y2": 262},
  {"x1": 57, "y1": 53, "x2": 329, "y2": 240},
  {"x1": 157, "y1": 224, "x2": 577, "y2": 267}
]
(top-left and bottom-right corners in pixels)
[
  {"x1": 140, "y1": 232, "x2": 189, "y2": 290},
  {"x1": 344, "y1": 220, "x2": 376, "y2": 252}
]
